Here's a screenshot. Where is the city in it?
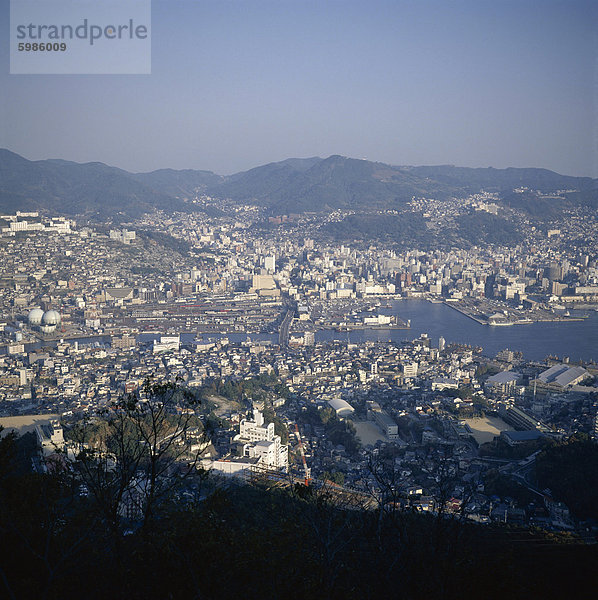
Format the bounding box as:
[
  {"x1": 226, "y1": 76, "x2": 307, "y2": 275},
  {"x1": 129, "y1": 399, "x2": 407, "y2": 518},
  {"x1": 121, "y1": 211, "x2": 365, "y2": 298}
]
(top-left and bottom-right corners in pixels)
[
  {"x1": 1, "y1": 191, "x2": 597, "y2": 533},
  {"x1": 2, "y1": 0, "x2": 597, "y2": 597}
]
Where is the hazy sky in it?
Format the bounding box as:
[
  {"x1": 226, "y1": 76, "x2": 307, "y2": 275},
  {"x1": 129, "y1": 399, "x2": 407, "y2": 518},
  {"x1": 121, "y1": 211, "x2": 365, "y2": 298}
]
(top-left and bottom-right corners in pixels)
[{"x1": 1, "y1": 0, "x2": 597, "y2": 176}]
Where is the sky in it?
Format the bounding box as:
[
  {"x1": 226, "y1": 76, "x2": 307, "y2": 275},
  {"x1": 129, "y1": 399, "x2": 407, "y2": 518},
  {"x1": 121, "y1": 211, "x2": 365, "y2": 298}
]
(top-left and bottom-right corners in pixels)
[{"x1": 1, "y1": 0, "x2": 597, "y2": 177}]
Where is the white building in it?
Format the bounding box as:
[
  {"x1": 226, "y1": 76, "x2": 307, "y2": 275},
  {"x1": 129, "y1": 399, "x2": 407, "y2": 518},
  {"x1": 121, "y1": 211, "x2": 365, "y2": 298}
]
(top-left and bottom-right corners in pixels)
[
  {"x1": 363, "y1": 314, "x2": 392, "y2": 325},
  {"x1": 328, "y1": 398, "x2": 355, "y2": 418},
  {"x1": 536, "y1": 364, "x2": 589, "y2": 389},
  {"x1": 403, "y1": 362, "x2": 419, "y2": 378},
  {"x1": 153, "y1": 335, "x2": 180, "y2": 354},
  {"x1": 264, "y1": 254, "x2": 276, "y2": 273},
  {"x1": 36, "y1": 419, "x2": 64, "y2": 457},
  {"x1": 485, "y1": 371, "x2": 521, "y2": 394},
  {"x1": 234, "y1": 409, "x2": 288, "y2": 472},
  {"x1": 373, "y1": 410, "x2": 398, "y2": 440},
  {"x1": 109, "y1": 228, "x2": 136, "y2": 244}
]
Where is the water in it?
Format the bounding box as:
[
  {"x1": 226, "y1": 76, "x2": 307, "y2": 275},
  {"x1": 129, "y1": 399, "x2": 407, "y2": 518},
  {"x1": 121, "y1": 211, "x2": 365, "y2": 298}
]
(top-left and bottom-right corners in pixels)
[
  {"x1": 317, "y1": 299, "x2": 598, "y2": 363},
  {"x1": 8, "y1": 300, "x2": 596, "y2": 363}
]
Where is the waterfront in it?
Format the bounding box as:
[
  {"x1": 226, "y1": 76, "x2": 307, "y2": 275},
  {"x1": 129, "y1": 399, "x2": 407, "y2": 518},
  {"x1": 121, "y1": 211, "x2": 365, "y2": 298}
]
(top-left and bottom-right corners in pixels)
[
  {"x1": 5, "y1": 299, "x2": 597, "y2": 364},
  {"x1": 317, "y1": 299, "x2": 598, "y2": 363}
]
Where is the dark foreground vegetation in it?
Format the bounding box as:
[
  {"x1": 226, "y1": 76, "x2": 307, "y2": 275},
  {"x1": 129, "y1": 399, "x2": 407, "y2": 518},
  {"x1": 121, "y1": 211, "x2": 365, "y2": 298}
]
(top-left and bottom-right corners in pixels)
[
  {"x1": 535, "y1": 434, "x2": 598, "y2": 521},
  {"x1": 1, "y1": 428, "x2": 597, "y2": 600}
]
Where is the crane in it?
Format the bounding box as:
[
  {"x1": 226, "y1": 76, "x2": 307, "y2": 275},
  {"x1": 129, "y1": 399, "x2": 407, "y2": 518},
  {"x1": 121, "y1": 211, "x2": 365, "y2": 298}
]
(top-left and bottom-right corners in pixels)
[{"x1": 294, "y1": 423, "x2": 311, "y2": 486}]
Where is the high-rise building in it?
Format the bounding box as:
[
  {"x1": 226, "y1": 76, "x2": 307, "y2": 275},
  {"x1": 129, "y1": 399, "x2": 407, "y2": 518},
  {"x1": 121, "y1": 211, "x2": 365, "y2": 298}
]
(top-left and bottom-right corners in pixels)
[{"x1": 264, "y1": 255, "x2": 276, "y2": 273}]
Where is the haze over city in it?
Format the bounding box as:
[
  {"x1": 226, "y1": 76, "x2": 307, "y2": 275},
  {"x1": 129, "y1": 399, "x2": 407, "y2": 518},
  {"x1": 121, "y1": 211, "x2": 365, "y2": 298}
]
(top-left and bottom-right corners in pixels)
[{"x1": 1, "y1": 0, "x2": 597, "y2": 177}]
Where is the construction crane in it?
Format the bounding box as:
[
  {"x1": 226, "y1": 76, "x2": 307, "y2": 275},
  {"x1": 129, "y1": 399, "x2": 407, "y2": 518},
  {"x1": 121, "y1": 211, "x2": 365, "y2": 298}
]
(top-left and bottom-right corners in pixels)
[{"x1": 294, "y1": 423, "x2": 311, "y2": 486}]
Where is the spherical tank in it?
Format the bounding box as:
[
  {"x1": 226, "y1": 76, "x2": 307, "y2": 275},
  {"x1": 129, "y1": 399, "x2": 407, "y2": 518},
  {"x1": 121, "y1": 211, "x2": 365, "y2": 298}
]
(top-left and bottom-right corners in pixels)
[
  {"x1": 42, "y1": 310, "x2": 61, "y2": 325},
  {"x1": 28, "y1": 308, "x2": 44, "y2": 326}
]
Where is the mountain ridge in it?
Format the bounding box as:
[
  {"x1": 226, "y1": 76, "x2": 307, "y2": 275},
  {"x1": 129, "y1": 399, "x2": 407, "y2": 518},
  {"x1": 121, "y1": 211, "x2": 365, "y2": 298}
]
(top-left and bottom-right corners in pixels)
[{"x1": 1, "y1": 148, "x2": 596, "y2": 219}]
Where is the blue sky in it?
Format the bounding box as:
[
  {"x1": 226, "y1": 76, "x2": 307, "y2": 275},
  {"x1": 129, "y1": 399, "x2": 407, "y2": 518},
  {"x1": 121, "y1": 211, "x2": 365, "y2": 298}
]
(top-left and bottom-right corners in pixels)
[{"x1": 1, "y1": 0, "x2": 597, "y2": 176}]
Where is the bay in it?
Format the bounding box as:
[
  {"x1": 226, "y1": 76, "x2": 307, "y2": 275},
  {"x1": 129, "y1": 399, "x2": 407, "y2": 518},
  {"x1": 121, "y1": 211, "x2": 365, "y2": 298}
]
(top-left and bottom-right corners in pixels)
[
  {"x1": 317, "y1": 299, "x2": 598, "y2": 363},
  {"x1": 9, "y1": 300, "x2": 596, "y2": 364}
]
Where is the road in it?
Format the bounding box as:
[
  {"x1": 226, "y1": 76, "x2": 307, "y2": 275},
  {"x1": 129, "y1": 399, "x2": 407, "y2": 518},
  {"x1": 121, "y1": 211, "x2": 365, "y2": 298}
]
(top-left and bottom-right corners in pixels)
[
  {"x1": 278, "y1": 308, "x2": 294, "y2": 347},
  {"x1": 502, "y1": 450, "x2": 547, "y2": 498}
]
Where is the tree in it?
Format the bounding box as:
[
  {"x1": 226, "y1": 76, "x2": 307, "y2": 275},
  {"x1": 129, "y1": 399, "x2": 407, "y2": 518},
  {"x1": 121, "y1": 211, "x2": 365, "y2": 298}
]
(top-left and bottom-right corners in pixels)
[
  {"x1": 0, "y1": 428, "x2": 92, "y2": 600},
  {"x1": 322, "y1": 470, "x2": 345, "y2": 486},
  {"x1": 535, "y1": 434, "x2": 598, "y2": 520},
  {"x1": 69, "y1": 377, "x2": 211, "y2": 535}
]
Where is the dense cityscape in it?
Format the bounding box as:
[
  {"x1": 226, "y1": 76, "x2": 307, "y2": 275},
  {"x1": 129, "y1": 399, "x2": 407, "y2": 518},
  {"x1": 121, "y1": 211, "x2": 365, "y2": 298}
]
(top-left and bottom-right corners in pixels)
[
  {"x1": 1, "y1": 183, "x2": 597, "y2": 544},
  {"x1": 2, "y1": 0, "x2": 598, "y2": 594}
]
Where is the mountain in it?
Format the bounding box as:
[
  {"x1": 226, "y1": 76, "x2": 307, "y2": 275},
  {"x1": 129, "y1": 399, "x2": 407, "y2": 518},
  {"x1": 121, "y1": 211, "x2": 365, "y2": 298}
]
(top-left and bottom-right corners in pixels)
[
  {"x1": 1, "y1": 149, "x2": 596, "y2": 219},
  {"x1": 408, "y1": 164, "x2": 596, "y2": 193},
  {"x1": 321, "y1": 204, "x2": 524, "y2": 248},
  {"x1": 132, "y1": 168, "x2": 223, "y2": 198},
  {"x1": 208, "y1": 155, "x2": 598, "y2": 214},
  {"x1": 207, "y1": 155, "x2": 456, "y2": 212},
  {"x1": 0, "y1": 150, "x2": 218, "y2": 220}
]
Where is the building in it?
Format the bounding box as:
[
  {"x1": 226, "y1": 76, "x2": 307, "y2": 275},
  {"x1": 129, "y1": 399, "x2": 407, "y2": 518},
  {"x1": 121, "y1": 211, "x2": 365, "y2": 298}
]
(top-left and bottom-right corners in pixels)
[
  {"x1": 496, "y1": 349, "x2": 515, "y2": 363},
  {"x1": 0, "y1": 415, "x2": 64, "y2": 461},
  {"x1": 373, "y1": 411, "x2": 398, "y2": 440},
  {"x1": 403, "y1": 362, "x2": 419, "y2": 378},
  {"x1": 500, "y1": 430, "x2": 544, "y2": 446},
  {"x1": 104, "y1": 287, "x2": 134, "y2": 303},
  {"x1": 328, "y1": 398, "x2": 355, "y2": 418},
  {"x1": 0, "y1": 213, "x2": 72, "y2": 236},
  {"x1": 210, "y1": 456, "x2": 261, "y2": 479},
  {"x1": 36, "y1": 419, "x2": 65, "y2": 456},
  {"x1": 485, "y1": 371, "x2": 521, "y2": 394},
  {"x1": 112, "y1": 334, "x2": 137, "y2": 350},
  {"x1": 365, "y1": 400, "x2": 398, "y2": 439},
  {"x1": 250, "y1": 274, "x2": 280, "y2": 296},
  {"x1": 234, "y1": 409, "x2": 288, "y2": 471},
  {"x1": 264, "y1": 254, "x2": 276, "y2": 273},
  {"x1": 431, "y1": 377, "x2": 459, "y2": 391},
  {"x1": 536, "y1": 364, "x2": 589, "y2": 389},
  {"x1": 153, "y1": 335, "x2": 180, "y2": 354},
  {"x1": 304, "y1": 331, "x2": 315, "y2": 346},
  {"x1": 251, "y1": 274, "x2": 276, "y2": 291},
  {"x1": 109, "y1": 229, "x2": 136, "y2": 244},
  {"x1": 497, "y1": 403, "x2": 543, "y2": 431}
]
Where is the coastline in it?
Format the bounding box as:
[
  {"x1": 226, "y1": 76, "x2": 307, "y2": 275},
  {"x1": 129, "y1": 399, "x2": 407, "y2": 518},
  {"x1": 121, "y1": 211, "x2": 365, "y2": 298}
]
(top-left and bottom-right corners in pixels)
[{"x1": 441, "y1": 299, "x2": 586, "y2": 326}]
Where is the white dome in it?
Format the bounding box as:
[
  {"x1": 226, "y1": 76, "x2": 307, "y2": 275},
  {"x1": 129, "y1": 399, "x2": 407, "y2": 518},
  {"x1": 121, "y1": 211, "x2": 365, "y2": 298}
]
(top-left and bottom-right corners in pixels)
[
  {"x1": 42, "y1": 310, "x2": 61, "y2": 325},
  {"x1": 28, "y1": 308, "x2": 44, "y2": 325}
]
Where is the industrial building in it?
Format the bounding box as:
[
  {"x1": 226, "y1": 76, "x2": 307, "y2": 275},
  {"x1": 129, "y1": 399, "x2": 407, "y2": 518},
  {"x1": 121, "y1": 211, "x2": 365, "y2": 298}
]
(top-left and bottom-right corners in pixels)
[{"x1": 536, "y1": 364, "x2": 589, "y2": 389}]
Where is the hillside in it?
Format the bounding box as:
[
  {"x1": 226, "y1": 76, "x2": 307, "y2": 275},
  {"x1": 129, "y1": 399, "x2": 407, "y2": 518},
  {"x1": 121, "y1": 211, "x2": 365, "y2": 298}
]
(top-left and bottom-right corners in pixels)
[
  {"x1": 0, "y1": 439, "x2": 595, "y2": 600},
  {"x1": 132, "y1": 167, "x2": 223, "y2": 198},
  {"x1": 208, "y1": 155, "x2": 460, "y2": 212},
  {"x1": 322, "y1": 209, "x2": 524, "y2": 248},
  {"x1": 0, "y1": 150, "x2": 218, "y2": 220},
  {"x1": 2, "y1": 149, "x2": 597, "y2": 221},
  {"x1": 208, "y1": 156, "x2": 598, "y2": 215}
]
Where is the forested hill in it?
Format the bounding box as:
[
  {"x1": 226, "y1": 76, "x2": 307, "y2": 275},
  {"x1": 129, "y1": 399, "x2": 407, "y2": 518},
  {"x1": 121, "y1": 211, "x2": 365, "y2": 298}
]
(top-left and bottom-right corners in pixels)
[
  {"x1": 208, "y1": 155, "x2": 598, "y2": 214},
  {"x1": 0, "y1": 149, "x2": 219, "y2": 220}
]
